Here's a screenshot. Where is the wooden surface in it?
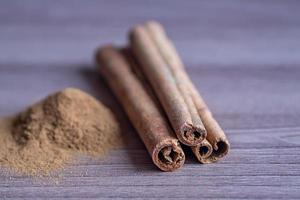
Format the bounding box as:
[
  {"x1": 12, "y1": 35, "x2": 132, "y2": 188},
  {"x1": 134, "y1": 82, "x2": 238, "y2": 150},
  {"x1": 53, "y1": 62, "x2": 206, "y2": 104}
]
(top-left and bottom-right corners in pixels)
[{"x1": 1, "y1": 0, "x2": 300, "y2": 199}]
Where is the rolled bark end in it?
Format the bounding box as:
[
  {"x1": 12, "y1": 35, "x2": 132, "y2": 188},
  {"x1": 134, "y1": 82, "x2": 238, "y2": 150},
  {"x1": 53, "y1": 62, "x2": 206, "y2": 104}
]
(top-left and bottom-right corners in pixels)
[
  {"x1": 179, "y1": 123, "x2": 206, "y2": 146},
  {"x1": 198, "y1": 144, "x2": 213, "y2": 158},
  {"x1": 191, "y1": 139, "x2": 213, "y2": 164},
  {"x1": 153, "y1": 140, "x2": 185, "y2": 172},
  {"x1": 193, "y1": 139, "x2": 230, "y2": 164},
  {"x1": 210, "y1": 139, "x2": 230, "y2": 161}
]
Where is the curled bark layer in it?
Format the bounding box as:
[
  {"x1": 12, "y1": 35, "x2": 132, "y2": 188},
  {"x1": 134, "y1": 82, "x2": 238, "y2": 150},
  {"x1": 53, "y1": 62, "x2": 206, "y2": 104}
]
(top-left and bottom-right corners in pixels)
[{"x1": 191, "y1": 139, "x2": 213, "y2": 164}]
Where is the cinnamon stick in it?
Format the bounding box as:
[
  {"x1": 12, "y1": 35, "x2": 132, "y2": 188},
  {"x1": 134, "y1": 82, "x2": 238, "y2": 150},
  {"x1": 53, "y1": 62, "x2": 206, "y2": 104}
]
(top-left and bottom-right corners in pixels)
[
  {"x1": 95, "y1": 46, "x2": 185, "y2": 171},
  {"x1": 129, "y1": 26, "x2": 207, "y2": 146},
  {"x1": 124, "y1": 47, "x2": 214, "y2": 163},
  {"x1": 144, "y1": 21, "x2": 230, "y2": 163}
]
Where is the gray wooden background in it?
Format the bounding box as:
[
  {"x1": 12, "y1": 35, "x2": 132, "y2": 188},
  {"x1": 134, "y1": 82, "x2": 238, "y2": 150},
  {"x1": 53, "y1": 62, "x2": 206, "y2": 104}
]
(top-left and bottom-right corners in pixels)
[{"x1": 1, "y1": 0, "x2": 300, "y2": 199}]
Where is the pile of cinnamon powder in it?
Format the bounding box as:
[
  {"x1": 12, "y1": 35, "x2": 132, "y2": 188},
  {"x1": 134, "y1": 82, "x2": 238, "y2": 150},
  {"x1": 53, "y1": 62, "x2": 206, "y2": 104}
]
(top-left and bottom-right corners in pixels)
[{"x1": 0, "y1": 88, "x2": 122, "y2": 176}]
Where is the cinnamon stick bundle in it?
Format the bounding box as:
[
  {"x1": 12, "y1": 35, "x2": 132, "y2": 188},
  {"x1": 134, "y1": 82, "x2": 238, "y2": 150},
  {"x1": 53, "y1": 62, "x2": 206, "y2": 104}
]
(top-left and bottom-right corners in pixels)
[
  {"x1": 129, "y1": 25, "x2": 207, "y2": 146},
  {"x1": 124, "y1": 47, "x2": 215, "y2": 163},
  {"x1": 95, "y1": 46, "x2": 185, "y2": 171},
  {"x1": 134, "y1": 21, "x2": 230, "y2": 163}
]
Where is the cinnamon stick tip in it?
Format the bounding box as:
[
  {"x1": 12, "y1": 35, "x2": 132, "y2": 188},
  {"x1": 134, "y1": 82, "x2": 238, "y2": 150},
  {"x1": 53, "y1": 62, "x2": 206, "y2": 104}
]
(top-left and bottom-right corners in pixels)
[
  {"x1": 191, "y1": 139, "x2": 213, "y2": 163},
  {"x1": 179, "y1": 123, "x2": 207, "y2": 146},
  {"x1": 192, "y1": 139, "x2": 230, "y2": 164},
  {"x1": 128, "y1": 24, "x2": 147, "y2": 41},
  {"x1": 152, "y1": 139, "x2": 185, "y2": 172},
  {"x1": 94, "y1": 44, "x2": 115, "y2": 59},
  {"x1": 94, "y1": 45, "x2": 126, "y2": 73},
  {"x1": 198, "y1": 143, "x2": 213, "y2": 159},
  {"x1": 144, "y1": 20, "x2": 164, "y2": 31},
  {"x1": 211, "y1": 139, "x2": 230, "y2": 159},
  {"x1": 144, "y1": 20, "x2": 161, "y2": 26}
]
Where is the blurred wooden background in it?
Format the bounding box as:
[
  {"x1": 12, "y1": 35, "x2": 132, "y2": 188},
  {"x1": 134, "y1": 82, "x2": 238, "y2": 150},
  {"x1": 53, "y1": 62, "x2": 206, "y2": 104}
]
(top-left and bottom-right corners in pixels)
[{"x1": 0, "y1": 0, "x2": 300, "y2": 199}]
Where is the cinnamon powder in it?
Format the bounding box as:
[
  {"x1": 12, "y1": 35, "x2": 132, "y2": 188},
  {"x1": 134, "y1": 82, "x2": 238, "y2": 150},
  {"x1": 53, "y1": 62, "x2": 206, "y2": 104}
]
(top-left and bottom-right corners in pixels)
[{"x1": 0, "y1": 88, "x2": 122, "y2": 176}]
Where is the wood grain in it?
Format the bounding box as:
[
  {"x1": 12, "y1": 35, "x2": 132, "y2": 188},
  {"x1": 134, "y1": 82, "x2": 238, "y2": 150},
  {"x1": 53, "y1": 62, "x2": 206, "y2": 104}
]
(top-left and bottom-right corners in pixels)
[{"x1": 0, "y1": 0, "x2": 300, "y2": 199}]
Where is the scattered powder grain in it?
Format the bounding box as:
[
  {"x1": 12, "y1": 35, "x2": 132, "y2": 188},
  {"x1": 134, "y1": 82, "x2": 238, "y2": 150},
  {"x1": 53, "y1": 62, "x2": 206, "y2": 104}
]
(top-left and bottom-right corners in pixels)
[{"x1": 0, "y1": 88, "x2": 122, "y2": 176}]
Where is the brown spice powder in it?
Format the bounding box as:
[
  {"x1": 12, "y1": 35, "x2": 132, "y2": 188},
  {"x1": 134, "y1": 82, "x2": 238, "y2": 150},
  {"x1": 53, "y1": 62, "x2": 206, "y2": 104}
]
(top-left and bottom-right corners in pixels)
[{"x1": 0, "y1": 88, "x2": 122, "y2": 176}]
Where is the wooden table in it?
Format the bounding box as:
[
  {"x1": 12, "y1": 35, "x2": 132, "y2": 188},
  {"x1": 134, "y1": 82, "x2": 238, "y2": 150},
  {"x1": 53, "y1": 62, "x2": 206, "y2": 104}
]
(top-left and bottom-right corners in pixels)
[{"x1": 1, "y1": 0, "x2": 300, "y2": 199}]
